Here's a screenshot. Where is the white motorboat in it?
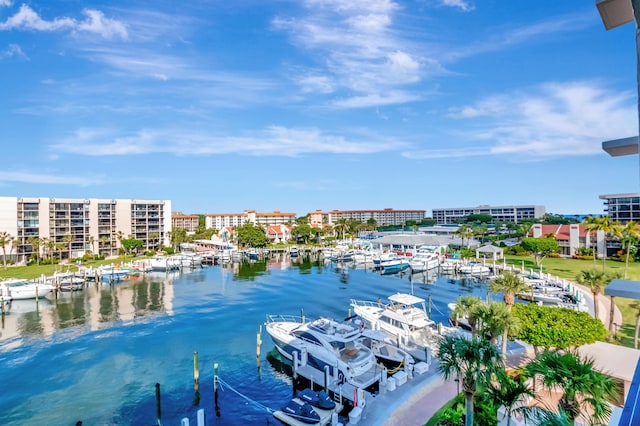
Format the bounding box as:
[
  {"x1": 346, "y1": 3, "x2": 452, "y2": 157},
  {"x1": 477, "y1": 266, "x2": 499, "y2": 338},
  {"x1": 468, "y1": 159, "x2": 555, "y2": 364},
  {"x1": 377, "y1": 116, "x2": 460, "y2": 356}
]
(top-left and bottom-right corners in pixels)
[
  {"x1": 0, "y1": 278, "x2": 54, "y2": 300},
  {"x1": 409, "y1": 250, "x2": 440, "y2": 273},
  {"x1": 458, "y1": 262, "x2": 491, "y2": 276},
  {"x1": 440, "y1": 258, "x2": 462, "y2": 273},
  {"x1": 264, "y1": 315, "x2": 381, "y2": 389},
  {"x1": 350, "y1": 293, "x2": 437, "y2": 360},
  {"x1": 149, "y1": 255, "x2": 181, "y2": 272}
]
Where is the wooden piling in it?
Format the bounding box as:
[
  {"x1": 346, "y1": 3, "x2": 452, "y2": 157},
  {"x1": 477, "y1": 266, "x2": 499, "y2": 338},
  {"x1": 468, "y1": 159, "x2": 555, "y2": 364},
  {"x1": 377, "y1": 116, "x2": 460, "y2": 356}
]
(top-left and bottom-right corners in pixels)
[
  {"x1": 256, "y1": 326, "x2": 262, "y2": 368},
  {"x1": 214, "y1": 362, "x2": 220, "y2": 417},
  {"x1": 155, "y1": 382, "x2": 162, "y2": 426},
  {"x1": 193, "y1": 351, "x2": 200, "y2": 406}
]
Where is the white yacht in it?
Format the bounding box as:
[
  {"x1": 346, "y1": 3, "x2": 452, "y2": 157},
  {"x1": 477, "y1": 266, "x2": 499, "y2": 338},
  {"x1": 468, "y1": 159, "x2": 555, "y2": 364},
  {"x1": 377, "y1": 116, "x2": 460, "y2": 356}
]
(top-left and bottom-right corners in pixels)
[
  {"x1": 264, "y1": 315, "x2": 381, "y2": 389},
  {"x1": 350, "y1": 293, "x2": 438, "y2": 361},
  {"x1": 0, "y1": 278, "x2": 54, "y2": 300},
  {"x1": 458, "y1": 262, "x2": 491, "y2": 276},
  {"x1": 409, "y1": 250, "x2": 440, "y2": 273}
]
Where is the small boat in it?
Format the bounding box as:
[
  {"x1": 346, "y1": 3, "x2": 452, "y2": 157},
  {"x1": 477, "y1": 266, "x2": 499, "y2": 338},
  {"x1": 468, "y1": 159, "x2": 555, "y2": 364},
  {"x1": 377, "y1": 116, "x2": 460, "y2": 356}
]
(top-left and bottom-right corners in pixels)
[
  {"x1": 380, "y1": 258, "x2": 410, "y2": 275},
  {"x1": 279, "y1": 398, "x2": 321, "y2": 424},
  {"x1": 297, "y1": 388, "x2": 335, "y2": 410},
  {"x1": 0, "y1": 278, "x2": 54, "y2": 300},
  {"x1": 458, "y1": 262, "x2": 490, "y2": 276},
  {"x1": 290, "y1": 246, "x2": 300, "y2": 257}
]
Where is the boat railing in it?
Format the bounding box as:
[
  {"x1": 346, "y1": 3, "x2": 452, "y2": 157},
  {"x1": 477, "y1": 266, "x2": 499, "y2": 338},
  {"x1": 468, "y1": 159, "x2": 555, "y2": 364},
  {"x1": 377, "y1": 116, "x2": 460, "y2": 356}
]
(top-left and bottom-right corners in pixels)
[
  {"x1": 265, "y1": 314, "x2": 304, "y2": 324},
  {"x1": 350, "y1": 299, "x2": 384, "y2": 309}
]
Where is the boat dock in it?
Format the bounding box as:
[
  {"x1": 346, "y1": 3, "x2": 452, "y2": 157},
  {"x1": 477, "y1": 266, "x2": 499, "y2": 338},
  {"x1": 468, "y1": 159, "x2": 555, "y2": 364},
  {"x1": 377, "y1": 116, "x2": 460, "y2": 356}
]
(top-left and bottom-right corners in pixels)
[{"x1": 288, "y1": 348, "x2": 435, "y2": 425}]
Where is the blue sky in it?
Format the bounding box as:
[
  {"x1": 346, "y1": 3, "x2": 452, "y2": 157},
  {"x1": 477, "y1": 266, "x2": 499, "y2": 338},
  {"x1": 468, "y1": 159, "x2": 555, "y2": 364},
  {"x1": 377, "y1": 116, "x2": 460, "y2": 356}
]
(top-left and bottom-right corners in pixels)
[{"x1": 0, "y1": 0, "x2": 637, "y2": 217}]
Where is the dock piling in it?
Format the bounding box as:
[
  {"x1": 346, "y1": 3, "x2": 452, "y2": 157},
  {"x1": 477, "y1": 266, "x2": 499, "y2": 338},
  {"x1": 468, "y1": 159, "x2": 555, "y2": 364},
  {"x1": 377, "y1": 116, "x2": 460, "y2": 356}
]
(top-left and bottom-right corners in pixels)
[
  {"x1": 256, "y1": 325, "x2": 262, "y2": 368},
  {"x1": 155, "y1": 382, "x2": 162, "y2": 426},
  {"x1": 214, "y1": 362, "x2": 220, "y2": 417},
  {"x1": 193, "y1": 351, "x2": 200, "y2": 406}
]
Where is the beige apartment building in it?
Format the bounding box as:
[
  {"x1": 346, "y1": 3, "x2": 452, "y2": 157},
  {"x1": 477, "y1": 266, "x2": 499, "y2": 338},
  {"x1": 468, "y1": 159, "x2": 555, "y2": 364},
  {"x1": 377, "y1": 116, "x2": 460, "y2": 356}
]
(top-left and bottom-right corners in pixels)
[
  {"x1": 171, "y1": 214, "x2": 200, "y2": 233},
  {"x1": 0, "y1": 196, "x2": 171, "y2": 264},
  {"x1": 205, "y1": 210, "x2": 296, "y2": 230},
  {"x1": 308, "y1": 208, "x2": 426, "y2": 227}
]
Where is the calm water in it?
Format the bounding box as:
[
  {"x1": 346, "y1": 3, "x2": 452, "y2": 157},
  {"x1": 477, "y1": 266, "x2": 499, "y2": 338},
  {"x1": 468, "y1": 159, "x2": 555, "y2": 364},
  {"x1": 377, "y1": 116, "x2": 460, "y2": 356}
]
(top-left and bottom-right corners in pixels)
[{"x1": 0, "y1": 255, "x2": 495, "y2": 426}]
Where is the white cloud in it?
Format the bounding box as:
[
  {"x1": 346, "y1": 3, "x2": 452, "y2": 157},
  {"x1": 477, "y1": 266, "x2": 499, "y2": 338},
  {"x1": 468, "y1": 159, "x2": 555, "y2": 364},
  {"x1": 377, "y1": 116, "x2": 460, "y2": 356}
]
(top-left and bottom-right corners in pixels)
[
  {"x1": 0, "y1": 4, "x2": 75, "y2": 31},
  {"x1": 76, "y1": 9, "x2": 128, "y2": 40},
  {"x1": 273, "y1": 0, "x2": 428, "y2": 108},
  {"x1": 0, "y1": 5, "x2": 127, "y2": 40},
  {"x1": 0, "y1": 0, "x2": 12, "y2": 8},
  {"x1": 425, "y1": 81, "x2": 637, "y2": 160},
  {"x1": 50, "y1": 125, "x2": 408, "y2": 157},
  {"x1": 441, "y1": 0, "x2": 474, "y2": 12},
  {"x1": 0, "y1": 43, "x2": 28, "y2": 60}
]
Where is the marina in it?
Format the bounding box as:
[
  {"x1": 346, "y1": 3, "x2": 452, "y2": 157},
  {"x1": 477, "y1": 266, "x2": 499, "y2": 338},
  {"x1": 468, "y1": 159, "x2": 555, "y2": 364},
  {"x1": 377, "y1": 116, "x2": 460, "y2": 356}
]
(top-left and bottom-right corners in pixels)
[{"x1": 0, "y1": 252, "x2": 591, "y2": 425}]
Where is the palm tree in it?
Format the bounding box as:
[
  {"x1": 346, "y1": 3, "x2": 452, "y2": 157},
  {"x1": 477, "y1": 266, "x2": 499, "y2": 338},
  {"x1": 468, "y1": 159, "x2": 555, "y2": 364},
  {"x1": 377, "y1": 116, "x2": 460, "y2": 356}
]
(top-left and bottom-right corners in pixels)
[
  {"x1": 0, "y1": 231, "x2": 14, "y2": 270},
  {"x1": 88, "y1": 236, "x2": 96, "y2": 259},
  {"x1": 99, "y1": 236, "x2": 109, "y2": 258},
  {"x1": 489, "y1": 271, "x2": 532, "y2": 359},
  {"x1": 456, "y1": 224, "x2": 474, "y2": 248},
  {"x1": 62, "y1": 234, "x2": 73, "y2": 262},
  {"x1": 333, "y1": 219, "x2": 349, "y2": 241},
  {"x1": 583, "y1": 215, "x2": 602, "y2": 266},
  {"x1": 451, "y1": 295, "x2": 483, "y2": 337},
  {"x1": 576, "y1": 269, "x2": 609, "y2": 321},
  {"x1": 116, "y1": 230, "x2": 124, "y2": 253},
  {"x1": 27, "y1": 236, "x2": 41, "y2": 266},
  {"x1": 438, "y1": 335, "x2": 504, "y2": 426},
  {"x1": 471, "y1": 301, "x2": 520, "y2": 347},
  {"x1": 524, "y1": 350, "x2": 619, "y2": 425},
  {"x1": 619, "y1": 221, "x2": 639, "y2": 279},
  {"x1": 486, "y1": 369, "x2": 534, "y2": 426}
]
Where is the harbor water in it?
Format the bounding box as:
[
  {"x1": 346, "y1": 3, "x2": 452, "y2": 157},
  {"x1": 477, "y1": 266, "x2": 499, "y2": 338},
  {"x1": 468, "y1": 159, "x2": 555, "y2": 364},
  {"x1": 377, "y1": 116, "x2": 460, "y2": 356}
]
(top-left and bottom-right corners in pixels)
[{"x1": 0, "y1": 254, "x2": 499, "y2": 425}]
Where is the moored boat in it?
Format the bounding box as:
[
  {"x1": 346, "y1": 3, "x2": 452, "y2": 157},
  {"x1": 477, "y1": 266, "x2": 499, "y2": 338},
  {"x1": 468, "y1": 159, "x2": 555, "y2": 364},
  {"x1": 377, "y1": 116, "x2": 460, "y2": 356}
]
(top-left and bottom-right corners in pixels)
[
  {"x1": 0, "y1": 278, "x2": 54, "y2": 300},
  {"x1": 264, "y1": 315, "x2": 381, "y2": 389},
  {"x1": 350, "y1": 293, "x2": 440, "y2": 361}
]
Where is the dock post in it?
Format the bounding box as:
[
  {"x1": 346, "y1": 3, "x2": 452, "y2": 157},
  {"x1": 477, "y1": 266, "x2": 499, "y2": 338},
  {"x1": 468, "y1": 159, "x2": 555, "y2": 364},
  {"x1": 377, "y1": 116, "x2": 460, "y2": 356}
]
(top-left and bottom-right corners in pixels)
[
  {"x1": 155, "y1": 383, "x2": 162, "y2": 426},
  {"x1": 427, "y1": 295, "x2": 432, "y2": 317},
  {"x1": 256, "y1": 325, "x2": 262, "y2": 368},
  {"x1": 193, "y1": 351, "x2": 200, "y2": 406},
  {"x1": 196, "y1": 408, "x2": 205, "y2": 426},
  {"x1": 300, "y1": 308, "x2": 305, "y2": 323},
  {"x1": 214, "y1": 362, "x2": 220, "y2": 417},
  {"x1": 180, "y1": 418, "x2": 189, "y2": 426}
]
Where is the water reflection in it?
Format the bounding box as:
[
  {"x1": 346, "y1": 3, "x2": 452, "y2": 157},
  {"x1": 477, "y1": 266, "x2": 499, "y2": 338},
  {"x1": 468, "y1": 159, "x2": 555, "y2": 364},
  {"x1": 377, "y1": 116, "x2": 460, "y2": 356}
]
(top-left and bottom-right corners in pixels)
[{"x1": 0, "y1": 274, "x2": 175, "y2": 348}]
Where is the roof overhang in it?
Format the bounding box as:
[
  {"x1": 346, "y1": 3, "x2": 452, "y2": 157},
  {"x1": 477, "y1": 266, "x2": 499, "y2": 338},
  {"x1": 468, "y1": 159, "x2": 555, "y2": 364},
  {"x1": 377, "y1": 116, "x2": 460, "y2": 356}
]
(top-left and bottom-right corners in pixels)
[
  {"x1": 597, "y1": 0, "x2": 635, "y2": 30},
  {"x1": 605, "y1": 279, "x2": 640, "y2": 299},
  {"x1": 602, "y1": 136, "x2": 639, "y2": 157}
]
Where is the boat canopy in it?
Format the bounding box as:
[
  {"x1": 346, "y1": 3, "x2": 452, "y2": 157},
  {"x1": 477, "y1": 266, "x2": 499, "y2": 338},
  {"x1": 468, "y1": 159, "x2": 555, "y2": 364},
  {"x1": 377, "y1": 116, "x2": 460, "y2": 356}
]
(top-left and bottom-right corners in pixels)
[{"x1": 388, "y1": 293, "x2": 425, "y2": 305}]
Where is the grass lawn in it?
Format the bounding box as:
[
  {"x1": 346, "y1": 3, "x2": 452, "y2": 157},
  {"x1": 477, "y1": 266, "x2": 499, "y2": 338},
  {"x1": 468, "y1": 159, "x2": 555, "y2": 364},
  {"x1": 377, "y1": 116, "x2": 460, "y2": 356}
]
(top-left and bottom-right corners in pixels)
[
  {"x1": 504, "y1": 255, "x2": 640, "y2": 348},
  {"x1": 0, "y1": 256, "x2": 147, "y2": 281}
]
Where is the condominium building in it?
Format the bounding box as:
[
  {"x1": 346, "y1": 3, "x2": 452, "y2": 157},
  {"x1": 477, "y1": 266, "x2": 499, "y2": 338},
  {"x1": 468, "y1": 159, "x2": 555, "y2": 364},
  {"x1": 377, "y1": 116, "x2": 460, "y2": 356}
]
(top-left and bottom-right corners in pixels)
[
  {"x1": 205, "y1": 210, "x2": 296, "y2": 230},
  {"x1": 307, "y1": 208, "x2": 426, "y2": 227},
  {"x1": 432, "y1": 205, "x2": 545, "y2": 225},
  {"x1": 171, "y1": 214, "x2": 200, "y2": 233},
  {"x1": 599, "y1": 193, "x2": 640, "y2": 224},
  {"x1": 0, "y1": 196, "x2": 171, "y2": 264}
]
